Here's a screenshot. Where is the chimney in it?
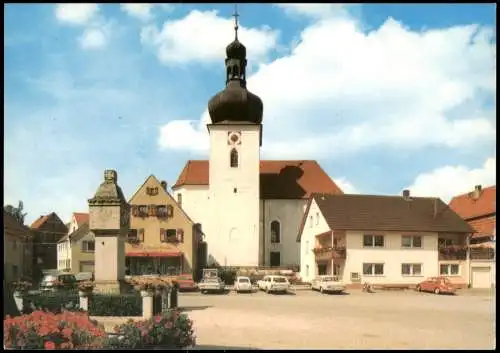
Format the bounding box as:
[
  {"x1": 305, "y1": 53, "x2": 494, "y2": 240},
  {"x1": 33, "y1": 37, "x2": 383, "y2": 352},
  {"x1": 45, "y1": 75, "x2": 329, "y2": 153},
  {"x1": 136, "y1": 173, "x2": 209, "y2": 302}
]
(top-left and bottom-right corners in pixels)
[
  {"x1": 473, "y1": 185, "x2": 482, "y2": 200},
  {"x1": 402, "y1": 189, "x2": 411, "y2": 200},
  {"x1": 160, "y1": 181, "x2": 167, "y2": 191}
]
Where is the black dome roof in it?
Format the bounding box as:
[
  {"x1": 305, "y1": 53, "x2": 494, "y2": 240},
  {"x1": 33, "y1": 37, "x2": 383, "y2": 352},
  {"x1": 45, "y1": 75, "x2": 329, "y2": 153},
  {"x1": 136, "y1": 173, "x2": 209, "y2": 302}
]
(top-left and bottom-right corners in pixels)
[
  {"x1": 208, "y1": 81, "x2": 263, "y2": 124},
  {"x1": 226, "y1": 39, "x2": 246, "y2": 60}
]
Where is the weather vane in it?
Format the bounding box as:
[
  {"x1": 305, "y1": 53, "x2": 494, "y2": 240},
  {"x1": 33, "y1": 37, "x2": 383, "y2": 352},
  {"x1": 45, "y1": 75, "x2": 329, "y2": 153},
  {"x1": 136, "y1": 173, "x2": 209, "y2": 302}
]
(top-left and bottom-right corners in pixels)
[{"x1": 232, "y1": 4, "x2": 239, "y2": 40}]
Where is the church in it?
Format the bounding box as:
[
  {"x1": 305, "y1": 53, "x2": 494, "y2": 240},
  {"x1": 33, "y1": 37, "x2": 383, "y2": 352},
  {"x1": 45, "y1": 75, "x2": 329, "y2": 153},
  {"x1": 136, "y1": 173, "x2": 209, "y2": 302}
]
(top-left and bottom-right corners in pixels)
[{"x1": 171, "y1": 13, "x2": 343, "y2": 269}]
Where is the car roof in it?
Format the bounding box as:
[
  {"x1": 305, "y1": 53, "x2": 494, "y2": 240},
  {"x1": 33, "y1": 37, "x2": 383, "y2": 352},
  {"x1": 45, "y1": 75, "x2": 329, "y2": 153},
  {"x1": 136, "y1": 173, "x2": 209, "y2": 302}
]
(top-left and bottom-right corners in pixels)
[{"x1": 237, "y1": 276, "x2": 250, "y2": 279}]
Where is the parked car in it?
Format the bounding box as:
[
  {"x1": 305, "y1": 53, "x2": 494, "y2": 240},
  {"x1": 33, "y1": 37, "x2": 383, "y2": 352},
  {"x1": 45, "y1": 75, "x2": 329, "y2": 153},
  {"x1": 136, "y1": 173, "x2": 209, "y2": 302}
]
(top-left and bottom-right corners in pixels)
[
  {"x1": 176, "y1": 274, "x2": 197, "y2": 292},
  {"x1": 198, "y1": 277, "x2": 225, "y2": 294},
  {"x1": 311, "y1": 275, "x2": 345, "y2": 294},
  {"x1": 40, "y1": 273, "x2": 77, "y2": 292},
  {"x1": 259, "y1": 275, "x2": 290, "y2": 294},
  {"x1": 416, "y1": 276, "x2": 457, "y2": 295},
  {"x1": 75, "y1": 272, "x2": 93, "y2": 282},
  {"x1": 234, "y1": 276, "x2": 253, "y2": 293}
]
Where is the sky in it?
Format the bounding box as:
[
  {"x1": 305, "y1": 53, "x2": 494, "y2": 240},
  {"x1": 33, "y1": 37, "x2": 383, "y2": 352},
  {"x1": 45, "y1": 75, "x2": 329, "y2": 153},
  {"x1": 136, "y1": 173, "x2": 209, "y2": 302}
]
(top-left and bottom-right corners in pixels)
[{"x1": 4, "y1": 4, "x2": 497, "y2": 226}]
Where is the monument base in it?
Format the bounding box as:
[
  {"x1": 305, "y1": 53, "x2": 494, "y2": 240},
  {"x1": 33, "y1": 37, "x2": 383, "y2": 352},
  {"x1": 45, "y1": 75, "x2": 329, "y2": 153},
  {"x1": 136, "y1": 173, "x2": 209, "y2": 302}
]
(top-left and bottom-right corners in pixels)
[{"x1": 94, "y1": 280, "x2": 131, "y2": 294}]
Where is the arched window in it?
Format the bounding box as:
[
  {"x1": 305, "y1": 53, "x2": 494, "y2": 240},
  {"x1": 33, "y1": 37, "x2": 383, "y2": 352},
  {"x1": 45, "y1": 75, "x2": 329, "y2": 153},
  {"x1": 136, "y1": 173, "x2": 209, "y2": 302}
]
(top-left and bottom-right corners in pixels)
[
  {"x1": 232, "y1": 65, "x2": 239, "y2": 78},
  {"x1": 271, "y1": 220, "x2": 281, "y2": 243},
  {"x1": 230, "y1": 148, "x2": 238, "y2": 168}
]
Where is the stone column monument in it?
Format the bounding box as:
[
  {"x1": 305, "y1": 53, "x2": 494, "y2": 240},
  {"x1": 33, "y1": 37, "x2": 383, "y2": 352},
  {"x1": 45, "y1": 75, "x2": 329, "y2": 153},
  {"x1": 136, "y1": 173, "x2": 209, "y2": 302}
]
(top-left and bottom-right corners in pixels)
[{"x1": 88, "y1": 169, "x2": 129, "y2": 294}]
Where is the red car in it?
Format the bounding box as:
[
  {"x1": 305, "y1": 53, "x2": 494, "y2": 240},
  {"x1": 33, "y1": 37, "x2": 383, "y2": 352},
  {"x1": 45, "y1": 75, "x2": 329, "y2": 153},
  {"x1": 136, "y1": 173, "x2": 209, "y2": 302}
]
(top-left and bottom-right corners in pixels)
[
  {"x1": 176, "y1": 274, "x2": 197, "y2": 292},
  {"x1": 416, "y1": 276, "x2": 456, "y2": 295}
]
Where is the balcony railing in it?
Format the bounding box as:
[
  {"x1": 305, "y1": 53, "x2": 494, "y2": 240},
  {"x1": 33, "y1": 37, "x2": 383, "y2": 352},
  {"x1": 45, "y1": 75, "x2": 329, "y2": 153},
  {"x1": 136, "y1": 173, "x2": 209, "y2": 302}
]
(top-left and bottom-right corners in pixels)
[
  {"x1": 313, "y1": 246, "x2": 346, "y2": 261},
  {"x1": 438, "y1": 245, "x2": 467, "y2": 261},
  {"x1": 470, "y1": 248, "x2": 495, "y2": 261}
]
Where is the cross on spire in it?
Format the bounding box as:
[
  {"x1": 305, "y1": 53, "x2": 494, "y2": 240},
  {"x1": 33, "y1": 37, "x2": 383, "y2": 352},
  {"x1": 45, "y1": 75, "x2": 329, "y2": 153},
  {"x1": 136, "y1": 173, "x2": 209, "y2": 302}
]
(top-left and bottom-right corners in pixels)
[{"x1": 232, "y1": 4, "x2": 239, "y2": 40}]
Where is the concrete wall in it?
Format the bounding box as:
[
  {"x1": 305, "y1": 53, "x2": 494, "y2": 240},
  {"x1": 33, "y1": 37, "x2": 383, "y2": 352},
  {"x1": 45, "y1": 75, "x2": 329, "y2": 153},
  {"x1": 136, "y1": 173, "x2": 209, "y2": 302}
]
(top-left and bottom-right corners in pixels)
[
  {"x1": 300, "y1": 199, "x2": 330, "y2": 282},
  {"x1": 130, "y1": 176, "x2": 196, "y2": 274},
  {"x1": 207, "y1": 125, "x2": 261, "y2": 267},
  {"x1": 260, "y1": 199, "x2": 307, "y2": 268}
]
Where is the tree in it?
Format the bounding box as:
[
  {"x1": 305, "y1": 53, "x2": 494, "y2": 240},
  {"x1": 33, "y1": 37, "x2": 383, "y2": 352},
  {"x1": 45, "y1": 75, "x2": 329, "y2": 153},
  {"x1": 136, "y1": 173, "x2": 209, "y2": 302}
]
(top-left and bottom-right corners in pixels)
[{"x1": 4, "y1": 201, "x2": 28, "y2": 225}]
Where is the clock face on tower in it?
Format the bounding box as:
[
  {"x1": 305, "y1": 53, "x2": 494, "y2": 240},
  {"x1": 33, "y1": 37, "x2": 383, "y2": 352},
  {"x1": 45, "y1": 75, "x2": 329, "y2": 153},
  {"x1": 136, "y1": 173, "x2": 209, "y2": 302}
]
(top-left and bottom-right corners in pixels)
[{"x1": 227, "y1": 131, "x2": 241, "y2": 145}]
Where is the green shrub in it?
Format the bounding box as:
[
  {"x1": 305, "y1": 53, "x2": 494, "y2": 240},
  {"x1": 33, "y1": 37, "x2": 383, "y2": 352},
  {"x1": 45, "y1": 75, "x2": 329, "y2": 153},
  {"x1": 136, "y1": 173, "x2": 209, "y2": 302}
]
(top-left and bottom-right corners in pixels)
[
  {"x1": 88, "y1": 293, "x2": 142, "y2": 316},
  {"x1": 219, "y1": 269, "x2": 237, "y2": 285},
  {"x1": 23, "y1": 291, "x2": 81, "y2": 314},
  {"x1": 105, "y1": 310, "x2": 195, "y2": 349}
]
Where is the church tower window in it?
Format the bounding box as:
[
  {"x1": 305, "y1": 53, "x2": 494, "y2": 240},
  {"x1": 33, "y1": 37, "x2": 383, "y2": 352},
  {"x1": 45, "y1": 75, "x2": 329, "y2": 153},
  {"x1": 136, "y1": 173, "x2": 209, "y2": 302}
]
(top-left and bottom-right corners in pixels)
[
  {"x1": 230, "y1": 148, "x2": 239, "y2": 168},
  {"x1": 271, "y1": 220, "x2": 281, "y2": 243}
]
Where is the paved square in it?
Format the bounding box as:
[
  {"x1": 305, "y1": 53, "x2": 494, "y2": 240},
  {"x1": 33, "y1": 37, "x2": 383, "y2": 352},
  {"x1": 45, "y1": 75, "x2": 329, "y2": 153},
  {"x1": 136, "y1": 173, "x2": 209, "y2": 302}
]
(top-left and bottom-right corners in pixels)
[{"x1": 179, "y1": 289, "x2": 495, "y2": 349}]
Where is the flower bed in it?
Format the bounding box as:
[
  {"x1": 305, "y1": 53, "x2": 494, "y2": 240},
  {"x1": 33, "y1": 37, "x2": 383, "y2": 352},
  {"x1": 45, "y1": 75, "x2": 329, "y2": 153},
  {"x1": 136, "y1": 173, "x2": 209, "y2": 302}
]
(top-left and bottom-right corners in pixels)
[
  {"x1": 88, "y1": 293, "x2": 142, "y2": 317},
  {"x1": 4, "y1": 310, "x2": 106, "y2": 349},
  {"x1": 105, "y1": 310, "x2": 195, "y2": 349}
]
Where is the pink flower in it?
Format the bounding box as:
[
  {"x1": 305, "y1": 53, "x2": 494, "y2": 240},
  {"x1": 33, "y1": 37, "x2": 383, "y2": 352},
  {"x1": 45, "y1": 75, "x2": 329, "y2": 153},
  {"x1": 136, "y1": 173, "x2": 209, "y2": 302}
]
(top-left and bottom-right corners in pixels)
[{"x1": 44, "y1": 341, "x2": 56, "y2": 350}]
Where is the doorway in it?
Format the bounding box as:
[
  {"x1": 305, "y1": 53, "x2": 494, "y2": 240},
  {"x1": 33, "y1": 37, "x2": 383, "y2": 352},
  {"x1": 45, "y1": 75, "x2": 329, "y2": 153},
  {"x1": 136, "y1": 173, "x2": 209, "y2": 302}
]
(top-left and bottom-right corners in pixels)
[
  {"x1": 318, "y1": 263, "x2": 327, "y2": 275},
  {"x1": 270, "y1": 252, "x2": 281, "y2": 267}
]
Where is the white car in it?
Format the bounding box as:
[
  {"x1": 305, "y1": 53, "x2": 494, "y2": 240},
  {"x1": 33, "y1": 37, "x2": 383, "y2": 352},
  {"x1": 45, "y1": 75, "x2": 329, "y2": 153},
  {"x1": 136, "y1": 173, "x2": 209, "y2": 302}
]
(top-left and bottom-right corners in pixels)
[
  {"x1": 198, "y1": 277, "x2": 225, "y2": 294},
  {"x1": 234, "y1": 276, "x2": 253, "y2": 293},
  {"x1": 311, "y1": 275, "x2": 345, "y2": 294},
  {"x1": 259, "y1": 275, "x2": 290, "y2": 294}
]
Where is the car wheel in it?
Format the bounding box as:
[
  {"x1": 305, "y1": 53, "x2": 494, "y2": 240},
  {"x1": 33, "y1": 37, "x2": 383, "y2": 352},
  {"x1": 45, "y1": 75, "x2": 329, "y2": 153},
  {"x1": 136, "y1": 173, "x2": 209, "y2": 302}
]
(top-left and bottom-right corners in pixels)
[
  {"x1": 434, "y1": 288, "x2": 440, "y2": 295},
  {"x1": 320, "y1": 287, "x2": 324, "y2": 294},
  {"x1": 266, "y1": 288, "x2": 270, "y2": 294},
  {"x1": 201, "y1": 290, "x2": 207, "y2": 294},
  {"x1": 416, "y1": 285, "x2": 421, "y2": 292}
]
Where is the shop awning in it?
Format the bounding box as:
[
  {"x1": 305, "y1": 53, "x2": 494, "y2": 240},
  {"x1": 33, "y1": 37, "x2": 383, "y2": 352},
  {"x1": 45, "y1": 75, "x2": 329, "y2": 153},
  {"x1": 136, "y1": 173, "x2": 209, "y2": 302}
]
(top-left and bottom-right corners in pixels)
[{"x1": 126, "y1": 251, "x2": 183, "y2": 257}]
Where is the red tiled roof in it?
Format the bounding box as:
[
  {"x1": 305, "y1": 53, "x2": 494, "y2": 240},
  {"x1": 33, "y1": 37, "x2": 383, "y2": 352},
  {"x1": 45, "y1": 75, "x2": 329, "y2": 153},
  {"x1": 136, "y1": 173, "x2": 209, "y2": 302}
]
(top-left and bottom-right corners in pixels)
[
  {"x1": 73, "y1": 213, "x2": 89, "y2": 226},
  {"x1": 30, "y1": 215, "x2": 50, "y2": 229},
  {"x1": 449, "y1": 185, "x2": 496, "y2": 220},
  {"x1": 172, "y1": 160, "x2": 343, "y2": 199},
  {"x1": 469, "y1": 216, "x2": 495, "y2": 239}
]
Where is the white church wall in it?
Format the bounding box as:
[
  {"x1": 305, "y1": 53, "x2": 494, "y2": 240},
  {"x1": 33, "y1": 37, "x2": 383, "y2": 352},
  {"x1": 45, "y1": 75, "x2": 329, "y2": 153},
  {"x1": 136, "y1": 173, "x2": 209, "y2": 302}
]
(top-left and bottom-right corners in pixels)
[
  {"x1": 260, "y1": 199, "x2": 307, "y2": 268},
  {"x1": 172, "y1": 185, "x2": 209, "y2": 229},
  {"x1": 299, "y1": 199, "x2": 331, "y2": 282},
  {"x1": 208, "y1": 125, "x2": 261, "y2": 267}
]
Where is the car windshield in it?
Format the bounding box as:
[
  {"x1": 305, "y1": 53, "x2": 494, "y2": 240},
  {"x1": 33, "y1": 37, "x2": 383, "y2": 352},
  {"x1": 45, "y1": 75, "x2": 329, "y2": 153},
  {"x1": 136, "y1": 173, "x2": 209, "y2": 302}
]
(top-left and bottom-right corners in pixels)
[
  {"x1": 273, "y1": 277, "x2": 287, "y2": 283},
  {"x1": 440, "y1": 278, "x2": 451, "y2": 284},
  {"x1": 238, "y1": 278, "x2": 250, "y2": 283}
]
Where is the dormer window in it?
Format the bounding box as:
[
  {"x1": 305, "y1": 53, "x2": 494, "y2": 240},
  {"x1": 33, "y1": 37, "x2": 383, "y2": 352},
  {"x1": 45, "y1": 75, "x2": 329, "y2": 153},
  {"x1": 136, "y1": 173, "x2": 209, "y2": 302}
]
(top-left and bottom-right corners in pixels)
[{"x1": 230, "y1": 148, "x2": 238, "y2": 168}]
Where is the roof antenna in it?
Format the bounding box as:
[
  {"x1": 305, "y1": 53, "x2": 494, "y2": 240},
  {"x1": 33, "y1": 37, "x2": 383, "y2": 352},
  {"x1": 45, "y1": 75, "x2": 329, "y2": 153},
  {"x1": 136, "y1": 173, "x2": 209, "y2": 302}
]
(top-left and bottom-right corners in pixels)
[{"x1": 232, "y1": 4, "x2": 239, "y2": 40}]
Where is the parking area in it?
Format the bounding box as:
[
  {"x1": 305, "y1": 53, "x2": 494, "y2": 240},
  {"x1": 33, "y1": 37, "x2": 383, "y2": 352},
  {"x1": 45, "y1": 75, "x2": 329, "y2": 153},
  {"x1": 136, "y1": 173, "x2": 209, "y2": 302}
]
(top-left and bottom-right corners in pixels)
[{"x1": 178, "y1": 288, "x2": 495, "y2": 349}]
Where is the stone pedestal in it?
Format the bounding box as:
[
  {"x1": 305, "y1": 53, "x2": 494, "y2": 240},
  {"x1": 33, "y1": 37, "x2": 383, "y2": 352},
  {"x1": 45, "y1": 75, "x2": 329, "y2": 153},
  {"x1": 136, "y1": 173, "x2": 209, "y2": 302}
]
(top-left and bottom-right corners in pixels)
[
  {"x1": 141, "y1": 291, "x2": 154, "y2": 319},
  {"x1": 79, "y1": 295, "x2": 89, "y2": 311}
]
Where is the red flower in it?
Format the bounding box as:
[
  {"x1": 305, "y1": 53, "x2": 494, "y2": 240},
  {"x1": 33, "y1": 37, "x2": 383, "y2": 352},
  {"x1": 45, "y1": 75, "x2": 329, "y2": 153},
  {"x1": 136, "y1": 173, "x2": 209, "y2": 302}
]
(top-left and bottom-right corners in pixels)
[
  {"x1": 155, "y1": 316, "x2": 162, "y2": 324},
  {"x1": 44, "y1": 341, "x2": 56, "y2": 350},
  {"x1": 62, "y1": 328, "x2": 73, "y2": 338}
]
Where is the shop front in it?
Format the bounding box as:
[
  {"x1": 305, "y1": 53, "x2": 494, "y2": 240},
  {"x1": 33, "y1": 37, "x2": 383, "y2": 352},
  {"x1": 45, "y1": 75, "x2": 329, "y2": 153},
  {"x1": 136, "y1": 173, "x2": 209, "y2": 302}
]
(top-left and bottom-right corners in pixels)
[{"x1": 125, "y1": 251, "x2": 183, "y2": 276}]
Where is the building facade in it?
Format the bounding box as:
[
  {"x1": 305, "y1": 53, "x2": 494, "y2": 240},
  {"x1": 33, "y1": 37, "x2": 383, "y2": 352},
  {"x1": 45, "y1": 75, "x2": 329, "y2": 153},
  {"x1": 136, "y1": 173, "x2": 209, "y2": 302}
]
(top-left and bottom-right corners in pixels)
[
  {"x1": 57, "y1": 213, "x2": 90, "y2": 272},
  {"x1": 57, "y1": 223, "x2": 95, "y2": 274},
  {"x1": 127, "y1": 175, "x2": 202, "y2": 278},
  {"x1": 298, "y1": 192, "x2": 473, "y2": 287},
  {"x1": 449, "y1": 184, "x2": 496, "y2": 288},
  {"x1": 4, "y1": 211, "x2": 33, "y2": 283}
]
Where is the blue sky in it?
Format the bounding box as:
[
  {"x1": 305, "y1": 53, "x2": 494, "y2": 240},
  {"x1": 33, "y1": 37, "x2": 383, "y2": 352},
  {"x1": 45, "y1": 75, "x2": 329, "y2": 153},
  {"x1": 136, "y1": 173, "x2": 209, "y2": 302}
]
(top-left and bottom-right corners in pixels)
[{"x1": 4, "y1": 4, "x2": 496, "y2": 225}]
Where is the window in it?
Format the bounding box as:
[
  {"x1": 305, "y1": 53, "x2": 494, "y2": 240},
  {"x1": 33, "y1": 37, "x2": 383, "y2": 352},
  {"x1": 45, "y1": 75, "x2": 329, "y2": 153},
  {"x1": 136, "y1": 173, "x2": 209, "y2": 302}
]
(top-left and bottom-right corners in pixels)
[
  {"x1": 309, "y1": 215, "x2": 313, "y2": 228},
  {"x1": 318, "y1": 264, "x2": 327, "y2": 275},
  {"x1": 332, "y1": 264, "x2": 341, "y2": 276},
  {"x1": 230, "y1": 148, "x2": 238, "y2": 168},
  {"x1": 438, "y1": 238, "x2": 453, "y2": 247},
  {"x1": 440, "y1": 264, "x2": 460, "y2": 276},
  {"x1": 177, "y1": 193, "x2": 183, "y2": 207},
  {"x1": 81, "y1": 241, "x2": 95, "y2": 252},
  {"x1": 402, "y1": 235, "x2": 422, "y2": 248},
  {"x1": 316, "y1": 212, "x2": 319, "y2": 225},
  {"x1": 306, "y1": 265, "x2": 309, "y2": 277},
  {"x1": 270, "y1": 221, "x2": 281, "y2": 243},
  {"x1": 305, "y1": 241, "x2": 309, "y2": 254},
  {"x1": 401, "y1": 263, "x2": 422, "y2": 276},
  {"x1": 270, "y1": 251, "x2": 280, "y2": 267},
  {"x1": 161, "y1": 229, "x2": 178, "y2": 243},
  {"x1": 362, "y1": 263, "x2": 384, "y2": 276},
  {"x1": 363, "y1": 235, "x2": 384, "y2": 248}
]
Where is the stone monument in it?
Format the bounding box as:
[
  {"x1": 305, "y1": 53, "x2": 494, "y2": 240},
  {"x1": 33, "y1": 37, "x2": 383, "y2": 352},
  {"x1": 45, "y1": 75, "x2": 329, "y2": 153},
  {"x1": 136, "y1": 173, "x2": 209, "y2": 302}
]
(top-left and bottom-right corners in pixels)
[{"x1": 88, "y1": 169, "x2": 129, "y2": 294}]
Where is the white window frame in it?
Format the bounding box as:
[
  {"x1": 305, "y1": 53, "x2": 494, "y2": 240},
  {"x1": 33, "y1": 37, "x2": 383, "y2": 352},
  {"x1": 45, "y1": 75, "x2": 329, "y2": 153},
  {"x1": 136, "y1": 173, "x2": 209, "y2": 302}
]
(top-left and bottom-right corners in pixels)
[
  {"x1": 401, "y1": 263, "x2": 423, "y2": 276},
  {"x1": 316, "y1": 212, "x2": 320, "y2": 225},
  {"x1": 363, "y1": 234, "x2": 385, "y2": 248},
  {"x1": 305, "y1": 240, "x2": 309, "y2": 254},
  {"x1": 401, "y1": 235, "x2": 422, "y2": 248},
  {"x1": 81, "y1": 241, "x2": 95, "y2": 253},
  {"x1": 440, "y1": 263, "x2": 460, "y2": 276},
  {"x1": 362, "y1": 263, "x2": 384, "y2": 276},
  {"x1": 309, "y1": 215, "x2": 313, "y2": 228}
]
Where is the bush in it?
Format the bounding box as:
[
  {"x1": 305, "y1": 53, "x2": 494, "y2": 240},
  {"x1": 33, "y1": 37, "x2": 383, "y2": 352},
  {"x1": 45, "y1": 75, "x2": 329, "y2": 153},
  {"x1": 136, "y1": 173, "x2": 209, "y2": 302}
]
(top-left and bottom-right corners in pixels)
[
  {"x1": 105, "y1": 310, "x2": 195, "y2": 349},
  {"x1": 89, "y1": 293, "x2": 142, "y2": 316},
  {"x1": 218, "y1": 269, "x2": 237, "y2": 285},
  {"x1": 3, "y1": 310, "x2": 106, "y2": 349},
  {"x1": 23, "y1": 292, "x2": 81, "y2": 314}
]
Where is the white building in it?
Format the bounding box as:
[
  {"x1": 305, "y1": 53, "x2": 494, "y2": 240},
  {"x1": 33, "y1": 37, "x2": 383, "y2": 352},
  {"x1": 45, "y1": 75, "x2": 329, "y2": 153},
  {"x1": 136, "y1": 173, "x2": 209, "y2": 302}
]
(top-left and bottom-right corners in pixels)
[
  {"x1": 298, "y1": 191, "x2": 474, "y2": 287},
  {"x1": 171, "y1": 25, "x2": 342, "y2": 268},
  {"x1": 57, "y1": 213, "x2": 89, "y2": 271}
]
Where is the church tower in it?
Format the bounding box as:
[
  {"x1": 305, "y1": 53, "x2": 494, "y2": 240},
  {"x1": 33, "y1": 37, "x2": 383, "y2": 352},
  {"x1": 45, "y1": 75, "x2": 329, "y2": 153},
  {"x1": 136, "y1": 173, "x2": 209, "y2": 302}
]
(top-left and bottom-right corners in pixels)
[{"x1": 206, "y1": 7, "x2": 263, "y2": 267}]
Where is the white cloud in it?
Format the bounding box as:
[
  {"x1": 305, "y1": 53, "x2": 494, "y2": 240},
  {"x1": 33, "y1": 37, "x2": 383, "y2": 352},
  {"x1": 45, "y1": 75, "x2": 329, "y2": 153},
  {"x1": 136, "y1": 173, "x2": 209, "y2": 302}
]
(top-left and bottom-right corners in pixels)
[
  {"x1": 120, "y1": 4, "x2": 155, "y2": 21},
  {"x1": 158, "y1": 12, "x2": 496, "y2": 159},
  {"x1": 276, "y1": 4, "x2": 353, "y2": 19},
  {"x1": 335, "y1": 178, "x2": 360, "y2": 194},
  {"x1": 55, "y1": 4, "x2": 99, "y2": 25},
  {"x1": 79, "y1": 27, "x2": 107, "y2": 49},
  {"x1": 140, "y1": 10, "x2": 279, "y2": 65},
  {"x1": 406, "y1": 157, "x2": 496, "y2": 202}
]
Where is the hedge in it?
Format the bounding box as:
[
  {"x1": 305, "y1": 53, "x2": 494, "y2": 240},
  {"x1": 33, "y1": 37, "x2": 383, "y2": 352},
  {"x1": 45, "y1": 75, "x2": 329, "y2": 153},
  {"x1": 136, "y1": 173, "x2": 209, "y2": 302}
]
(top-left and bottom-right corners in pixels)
[
  {"x1": 88, "y1": 293, "x2": 142, "y2": 316},
  {"x1": 23, "y1": 291, "x2": 80, "y2": 314}
]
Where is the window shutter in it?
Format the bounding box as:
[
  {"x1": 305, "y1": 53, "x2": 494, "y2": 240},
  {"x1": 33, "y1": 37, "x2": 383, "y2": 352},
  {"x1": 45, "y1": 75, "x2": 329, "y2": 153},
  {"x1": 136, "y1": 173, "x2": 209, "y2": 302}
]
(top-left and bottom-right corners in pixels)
[
  {"x1": 139, "y1": 229, "x2": 145, "y2": 242},
  {"x1": 177, "y1": 229, "x2": 184, "y2": 243},
  {"x1": 160, "y1": 228, "x2": 165, "y2": 242},
  {"x1": 167, "y1": 205, "x2": 174, "y2": 218}
]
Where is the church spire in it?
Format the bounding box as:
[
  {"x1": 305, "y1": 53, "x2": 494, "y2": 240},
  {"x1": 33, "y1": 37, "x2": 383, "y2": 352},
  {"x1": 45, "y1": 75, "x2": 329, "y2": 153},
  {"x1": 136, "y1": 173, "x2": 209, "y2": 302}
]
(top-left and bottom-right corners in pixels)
[
  {"x1": 233, "y1": 4, "x2": 239, "y2": 40},
  {"x1": 225, "y1": 4, "x2": 247, "y2": 86}
]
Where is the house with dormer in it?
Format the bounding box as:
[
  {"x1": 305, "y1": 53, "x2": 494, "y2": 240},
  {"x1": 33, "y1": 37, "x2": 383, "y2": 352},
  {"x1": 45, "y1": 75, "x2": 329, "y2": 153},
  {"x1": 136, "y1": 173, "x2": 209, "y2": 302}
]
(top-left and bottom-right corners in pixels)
[{"x1": 126, "y1": 175, "x2": 203, "y2": 279}]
